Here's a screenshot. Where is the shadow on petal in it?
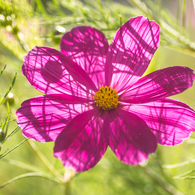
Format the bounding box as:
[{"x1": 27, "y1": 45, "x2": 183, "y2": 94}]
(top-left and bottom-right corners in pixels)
[
  {"x1": 61, "y1": 26, "x2": 109, "y2": 88},
  {"x1": 22, "y1": 46, "x2": 96, "y2": 97},
  {"x1": 41, "y1": 59, "x2": 63, "y2": 84},
  {"x1": 16, "y1": 95, "x2": 91, "y2": 142},
  {"x1": 54, "y1": 109, "x2": 108, "y2": 172},
  {"x1": 105, "y1": 109, "x2": 157, "y2": 165},
  {"x1": 121, "y1": 66, "x2": 195, "y2": 103},
  {"x1": 123, "y1": 98, "x2": 195, "y2": 145},
  {"x1": 105, "y1": 16, "x2": 160, "y2": 90}
]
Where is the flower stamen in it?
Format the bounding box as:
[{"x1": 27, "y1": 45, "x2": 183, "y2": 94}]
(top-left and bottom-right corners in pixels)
[{"x1": 94, "y1": 86, "x2": 119, "y2": 110}]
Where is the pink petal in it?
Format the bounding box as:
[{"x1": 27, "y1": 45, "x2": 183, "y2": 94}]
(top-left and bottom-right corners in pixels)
[
  {"x1": 61, "y1": 26, "x2": 109, "y2": 88},
  {"x1": 22, "y1": 46, "x2": 97, "y2": 97},
  {"x1": 54, "y1": 109, "x2": 107, "y2": 172},
  {"x1": 123, "y1": 98, "x2": 195, "y2": 145},
  {"x1": 105, "y1": 109, "x2": 157, "y2": 165},
  {"x1": 16, "y1": 94, "x2": 92, "y2": 142},
  {"x1": 121, "y1": 66, "x2": 195, "y2": 103},
  {"x1": 105, "y1": 16, "x2": 160, "y2": 91}
]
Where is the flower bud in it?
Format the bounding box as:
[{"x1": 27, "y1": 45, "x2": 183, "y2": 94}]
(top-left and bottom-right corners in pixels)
[
  {"x1": 0, "y1": 129, "x2": 4, "y2": 142},
  {"x1": 4, "y1": 92, "x2": 15, "y2": 105}
]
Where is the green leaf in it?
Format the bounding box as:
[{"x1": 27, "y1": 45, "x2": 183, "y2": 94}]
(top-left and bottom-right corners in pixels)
[
  {"x1": 0, "y1": 138, "x2": 27, "y2": 159},
  {"x1": 0, "y1": 65, "x2": 6, "y2": 77}
]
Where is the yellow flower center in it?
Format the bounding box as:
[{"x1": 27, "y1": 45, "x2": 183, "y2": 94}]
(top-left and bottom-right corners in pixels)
[{"x1": 94, "y1": 86, "x2": 119, "y2": 110}]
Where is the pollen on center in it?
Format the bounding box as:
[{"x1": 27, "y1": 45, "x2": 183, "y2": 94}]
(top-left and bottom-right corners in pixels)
[{"x1": 94, "y1": 86, "x2": 119, "y2": 110}]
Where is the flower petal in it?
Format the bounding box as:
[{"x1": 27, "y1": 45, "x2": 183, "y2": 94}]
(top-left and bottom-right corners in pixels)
[
  {"x1": 121, "y1": 66, "x2": 195, "y2": 103},
  {"x1": 54, "y1": 109, "x2": 107, "y2": 172},
  {"x1": 16, "y1": 94, "x2": 92, "y2": 142},
  {"x1": 106, "y1": 109, "x2": 157, "y2": 165},
  {"x1": 22, "y1": 46, "x2": 97, "y2": 97},
  {"x1": 123, "y1": 98, "x2": 195, "y2": 145},
  {"x1": 60, "y1": 26, "x2": 109, "y2": 88},
  {"x1": 105, "y1": 16, "x2": 160, "y2": 91}
]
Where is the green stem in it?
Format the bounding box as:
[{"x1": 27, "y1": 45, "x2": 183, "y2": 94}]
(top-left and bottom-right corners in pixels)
[
  {"x1": 64, "y1": 181, "x2": 71, "y2": 195},
  {"x1": 27, "y1": 140, "x2": 65, "y2": 184}
]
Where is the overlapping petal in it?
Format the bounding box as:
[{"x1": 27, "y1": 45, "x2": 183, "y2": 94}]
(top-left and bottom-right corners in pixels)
[
  {"x1": 123, "y1": 98, "x2": 195, "y2": 145},
  {"x1": 22, "y1": 46, "x2": 97, "y2": 97},
  {"x1": 54, "y1": 109, "x2": 107, "y2": 172},
  {"x1": 105, "y1": 109, "x2": 157, "y2": 165},
  {"x1": 61, "y1": 26, "x2": 109, "y2": 88},
  {"x1": 16, "y1": 94, "x2": 92, "y2": 142},
  {"x1": 121, "y1": 66, "x2": 195, "y2": 103},
  {"x1": 105, "y1": 16, "x2": 160, "y2": 91}
]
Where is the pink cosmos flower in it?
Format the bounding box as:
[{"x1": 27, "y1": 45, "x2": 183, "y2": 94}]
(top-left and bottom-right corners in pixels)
[{"x1": 16, "y1": 16, "x2": 195, "y2": 172}]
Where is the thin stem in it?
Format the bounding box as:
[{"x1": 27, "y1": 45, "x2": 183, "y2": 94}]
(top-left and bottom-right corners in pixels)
[
  {"x1": 128, "y1": 0, "x2": 195, "y2": 53},
  {"x1": 173, "y1": 169, "x2": 195, "y2": 179},
  {"x1": 27, "y1": 140, "x2": 65, "y2": 184},
  {"x1": 0, "y1": 139, "x2": 27, "y2": 159},
  {"x1": 182, "y1": 0, "x2": 187, "y2": 31},
  {"x1": 139, "y1": 165, "x2": 184, "y2": 195},
  {"x1": 127, "y1": 0, "x2": 151, "y2": 17}
]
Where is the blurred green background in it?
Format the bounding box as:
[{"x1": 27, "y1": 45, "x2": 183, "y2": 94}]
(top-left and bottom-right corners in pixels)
[{"x1": 0, "y1": 0, "x2": 195, "y2": 194}]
